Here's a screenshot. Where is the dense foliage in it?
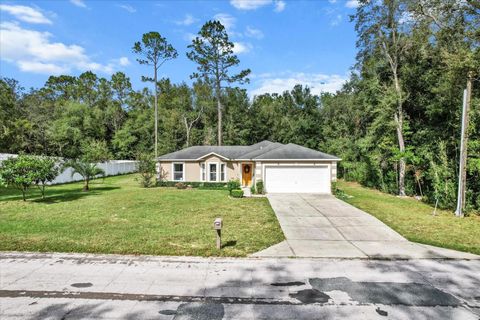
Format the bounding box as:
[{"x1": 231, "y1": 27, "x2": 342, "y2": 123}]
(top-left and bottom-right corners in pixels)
[
  {"x1": 0, "y1": 1, "x2": 478, "y2": 211},
  {"x1": 0, "y1": 155, "x2": 61, "y2": 200}
]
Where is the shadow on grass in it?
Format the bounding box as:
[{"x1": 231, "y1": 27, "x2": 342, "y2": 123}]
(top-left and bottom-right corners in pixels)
[
  {"x1": 1, "y1": 186, "x2": 120, "y2": 203},
  {"x1": 221, "y1": 240, "x2": 237, "y2": 249}
]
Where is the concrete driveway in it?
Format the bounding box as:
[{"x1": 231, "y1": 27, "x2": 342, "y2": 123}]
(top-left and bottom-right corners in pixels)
[{"x1": 253, "y1": 194, "x2": 480, "y2": 259}]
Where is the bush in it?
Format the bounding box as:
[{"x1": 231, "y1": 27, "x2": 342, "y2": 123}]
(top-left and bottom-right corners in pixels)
[
  {"x1": 157, "y1": 180, "x2": 228, "y2": 190},
  {"x1": 250, "y1": 184, "x2": 256, "y2": 195},
  {"x1": 230, "y1": 189, "x2": 244, "y2": 198},
  {"x1": 227, "y1": 179, "x2": 241, "y2": 193},
  {"x1": 256, "y1": 180, "x2": 264, "y2": 194},
  {"x1": 136, "y1": 153, "x2": 156, "y2": 188},
  {"x1": 175, "y1": 182, "x2": 187, "y2": 189},
  {"x1": 0, "y1": 155, "x2": 61, "y2": 201}
]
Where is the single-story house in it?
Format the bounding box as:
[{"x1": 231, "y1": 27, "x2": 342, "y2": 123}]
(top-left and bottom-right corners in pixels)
[{"x1": 157, "y1": 141, "x2": 340, "y2": 194}]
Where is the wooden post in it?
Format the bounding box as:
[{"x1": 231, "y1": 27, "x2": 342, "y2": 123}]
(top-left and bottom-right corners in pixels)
[
  {"x1": 455, "y1": 73, "x2": 473, "y2": 217},
  {"x1": 216, "y1": 230, "x2": 221, "y2": 249}
]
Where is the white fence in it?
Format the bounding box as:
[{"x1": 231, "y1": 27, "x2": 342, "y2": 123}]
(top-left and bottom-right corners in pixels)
[{"x1": 0, "y1": 154, "x2": 137, "y2": 185}]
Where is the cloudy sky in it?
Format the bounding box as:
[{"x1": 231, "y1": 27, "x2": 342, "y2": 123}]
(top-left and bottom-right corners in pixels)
[{"x1": 0, "y1": 0, "x2": 359, "y2": 96}]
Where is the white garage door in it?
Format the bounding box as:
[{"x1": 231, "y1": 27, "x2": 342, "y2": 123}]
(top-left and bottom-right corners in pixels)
[{"x1": 265, "y1": 166, "x2": 331, "y2": 194}]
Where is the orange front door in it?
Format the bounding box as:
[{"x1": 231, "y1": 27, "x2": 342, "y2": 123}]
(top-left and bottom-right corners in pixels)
[{"x1": 242, "y1": 163, "x2": 252, "y2": 186}]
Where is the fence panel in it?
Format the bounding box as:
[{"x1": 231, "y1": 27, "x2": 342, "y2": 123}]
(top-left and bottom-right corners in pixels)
[{"x1": 0, "y1": 154, "x2": 138, "y2": 185}]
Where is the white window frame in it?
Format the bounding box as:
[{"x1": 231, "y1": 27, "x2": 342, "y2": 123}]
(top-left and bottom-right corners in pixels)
[
  {"x1": 208, "y1": 162, "x2": 219, "y2": 182},
  {"x1": 220, "y1": 163, "x2": 226, "y2": 182},
  {"x1": 200, "y1": 163, "x2": 206, "y2": 181},
  {"x1": 172, "y1": 162, "x2": 185, "y2": 181}
]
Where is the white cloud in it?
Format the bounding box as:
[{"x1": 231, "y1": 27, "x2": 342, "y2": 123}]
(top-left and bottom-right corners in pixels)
[
  {"x1": 230, "y1": 0, "x2": 271, "y2": 10},
  {"x1": 213, "y1": 13, "x2": 236, "y2": 30},
  {"x1": 118, "y1": 57, "x2": 130, "y2": 66},
  {"x1": 232, "y1": 42, "x2": 252, "y2": 54},
  {"x1": 0, "y1": 22, "x2": 125, "y2": 75},
  {"x1": 70, "y1": 0, "x2": 87, "y2": 8},
  {"x1": 251, "y1": 72, "x2": 347, "y2": 96},
  {"x1": 230, "y1": 0, "x2": 285, "y2": 12},
  {"x1": 345, "y1": 0, "x2": 359, "y2": 8},
  {"x1": 330, "y1": 14, "x2": 342, "y2": 26},
  {"x1": 274, "y1": 0, "x2": 286, "y2": 12},
  {"x1": 175, "y1": 14, "x2": 198, "y2": 26},
  {"x1": 18, "y1": 61, "x2": 68, "y2": 74},
  {"x1": 118, "y1": 4, "x2": 136, "y2": 13},
  {"x1": 245, "y1": 26, "x2": 264, "y2": 39},
  {"x1": 0, "y1": 4, "x2": 52, "y2": 24}
]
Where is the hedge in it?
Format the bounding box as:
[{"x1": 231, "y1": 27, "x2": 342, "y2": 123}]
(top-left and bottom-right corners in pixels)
[
  {"x1": 230, "y1": 189, "x2": 244, "y2": 198},
  {"x1": 157, "y1": 180, "x2": 228, "y2": 190}
]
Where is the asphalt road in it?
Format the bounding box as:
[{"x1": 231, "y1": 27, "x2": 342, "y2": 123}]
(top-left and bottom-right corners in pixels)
[{"x1": 1, "y1": 252, "x2": 479, "y2": 319}]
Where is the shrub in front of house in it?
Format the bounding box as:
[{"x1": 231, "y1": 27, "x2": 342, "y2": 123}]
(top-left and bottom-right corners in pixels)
[
  {"x1": 157, "y1": 180, "x2": 228, "y2": 190},
  {"x1": 227, "y1": 179, "x2": 241, "y2": 194},
  {"x1": 256, "y1": 180, "x2": 264, "y2": 194},
  {"x1": 230, "y1": 189, "x2": 244, "y2": 198},
  {"x1": 175, "y1": 182, "x2": 187, "y2": 189}
]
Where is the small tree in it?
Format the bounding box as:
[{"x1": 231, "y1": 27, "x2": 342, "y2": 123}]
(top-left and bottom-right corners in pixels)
[
  {"x1": 67, "y1": 160, "x2": 105, "y2": 192},
  {"x1": 81, "y1": 140, "x2": 111, "y2": 163},
  {"x1": 136, "y1": 153, "x2": 156, "y2": 188},
  {"x1": 33, "y1": 157, "x2": 61, "y2": 199},
  {"x1": 0, "y1": 155, "x2": 38, "y2": 201}
]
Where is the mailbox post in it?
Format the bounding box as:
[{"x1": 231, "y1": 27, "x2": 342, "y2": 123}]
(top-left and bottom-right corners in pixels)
[{"x1": 213, "y1": 218, "x2": 222, "y2": 249}]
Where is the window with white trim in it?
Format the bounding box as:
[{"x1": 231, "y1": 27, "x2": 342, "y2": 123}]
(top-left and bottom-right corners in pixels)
[
  {"x1": 220, "y1": 163, "x2": 226, "y2": 181},
  {"x1": 200, "y1": 163, "x2": 206, "y2": 181},
  {"x1": 173, "y1": 163, "x2": 184, "y2": 181},
  {"x1": 209, "y1": 163, "x2": 217, "y2": 182}
]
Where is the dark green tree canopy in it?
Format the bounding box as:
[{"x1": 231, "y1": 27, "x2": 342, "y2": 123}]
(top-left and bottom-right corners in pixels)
[
  {"x1": 132, "y1": 32, "x2": 178, "y2": 83},
  {"x1": 187, "y1": 20, "x2": 250, "y2": 86}
]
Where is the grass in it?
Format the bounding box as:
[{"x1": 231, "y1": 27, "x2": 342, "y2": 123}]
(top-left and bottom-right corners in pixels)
[
  {"x1": 0, "y1": 174, "x2": 284, "y2": 257},
  {"x1": 336, "y1": 180, "x2": 480, "y2": 255}
]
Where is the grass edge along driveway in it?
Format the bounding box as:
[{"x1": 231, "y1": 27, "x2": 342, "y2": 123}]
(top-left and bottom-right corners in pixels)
[
  {"x1": 0, "y1": 174, "x2": 284, "y2": 257},
  {"x1": 336, "y1": 180, "x2": 480, "y2": 255}
]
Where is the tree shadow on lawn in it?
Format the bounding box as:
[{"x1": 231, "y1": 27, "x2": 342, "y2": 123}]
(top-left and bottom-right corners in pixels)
[{"x1": 1, "y1": 186, "x2": 120, "y2": 203}]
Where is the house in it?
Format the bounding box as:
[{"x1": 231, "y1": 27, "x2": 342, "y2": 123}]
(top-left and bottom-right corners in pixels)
[{"x1": 157, "y1": 141, "x2": 340, "y2": 194}]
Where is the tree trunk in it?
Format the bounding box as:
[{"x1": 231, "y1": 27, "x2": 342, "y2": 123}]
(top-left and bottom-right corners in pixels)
[
  {"x1": 22, "y1": 188, "x2": 26, "y2": 201},
  {"x1": 183, "y1": 116, "x2": 190, "y2": 147},
  {"x1": 216, "y1": 83, "x2": 222, "y2": 146},
  {"x1": 393, "y1": 70, "x2": 406, "y2": 197},
  {"x1": 154, "y1": 63, "x2": 158, "y2": 159},
  {"x1": 83, "y1": 179, "x2": 89, "y2": 192}
]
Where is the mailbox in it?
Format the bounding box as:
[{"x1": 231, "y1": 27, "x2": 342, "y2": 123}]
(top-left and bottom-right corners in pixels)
[{"x1": 213, "y1": 218, "x2": 223, "y2": 230}]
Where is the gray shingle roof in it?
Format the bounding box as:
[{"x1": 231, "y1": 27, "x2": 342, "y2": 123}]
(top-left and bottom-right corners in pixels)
[{"x1": 157, "y1": 140, "x2": 340, "y2": 161}]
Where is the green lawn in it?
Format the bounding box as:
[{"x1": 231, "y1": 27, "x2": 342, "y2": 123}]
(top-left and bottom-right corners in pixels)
[
  {"x1": 0, "y1": 174, "x2": 284, "y2": 257},
  {"x1": 336, "y1": 180, "x2": 480, "y2": 255}
]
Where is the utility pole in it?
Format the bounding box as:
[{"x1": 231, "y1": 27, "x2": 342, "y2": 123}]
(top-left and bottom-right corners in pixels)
[{"x1": 455, "y1": 73, "x2": 473, "y2": 217}]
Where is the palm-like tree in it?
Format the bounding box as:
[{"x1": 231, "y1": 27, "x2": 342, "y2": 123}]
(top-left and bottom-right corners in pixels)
[{"x1": 68, "y1": 160, "x2": 105, "y2": 191}]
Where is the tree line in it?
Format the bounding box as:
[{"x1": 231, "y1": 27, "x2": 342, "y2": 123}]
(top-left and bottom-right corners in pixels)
[{"x1": 1, "y1": 0, "x2": 479, "y2": 212}]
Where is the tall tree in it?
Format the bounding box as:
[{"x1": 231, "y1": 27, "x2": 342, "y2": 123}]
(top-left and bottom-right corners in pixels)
[
  {"x1": 133, "y1": 32, "x2": 177, "y2": 158},
  {"x1": 354, "y1": 0, "x2": 411, "y2": 196},
  {"x1": 187, "y1": 20, "x2": 250, "y2": 146}
]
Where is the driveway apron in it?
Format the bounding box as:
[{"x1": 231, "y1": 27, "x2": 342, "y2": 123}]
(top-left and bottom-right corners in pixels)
[{"x1": 253, "y1": 194, "x2": 479, "y2": 259}]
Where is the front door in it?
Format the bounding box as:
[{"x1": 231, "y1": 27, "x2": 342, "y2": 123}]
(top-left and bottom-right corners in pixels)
[{"x1": 242, "y1": 163, "x2": 252, "y2": 186}]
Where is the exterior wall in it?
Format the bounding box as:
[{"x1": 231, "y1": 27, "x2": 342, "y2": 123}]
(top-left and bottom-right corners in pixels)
[
  {"x1": 331, "y1": 162, "x2": 337, "y2": 182},
  {"x1": 158, "y1": 159, "x2": 339, "y2": 184},
  {"x1": 158, "y1": 157, "x2": 242, "y2": 182}
]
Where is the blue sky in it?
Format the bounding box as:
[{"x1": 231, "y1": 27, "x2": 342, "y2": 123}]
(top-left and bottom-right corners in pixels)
[{"x1": 0, "y1": 0, "x2": 359, "y2": 96}]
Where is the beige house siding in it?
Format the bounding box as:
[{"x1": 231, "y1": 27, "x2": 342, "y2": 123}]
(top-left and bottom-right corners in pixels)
[
  {"x1": 158, "y1": 157, "x2": 242, "y2": 182},
  {"x1": 158, "y1": 159, "x2": 338, "y2": 184}
]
